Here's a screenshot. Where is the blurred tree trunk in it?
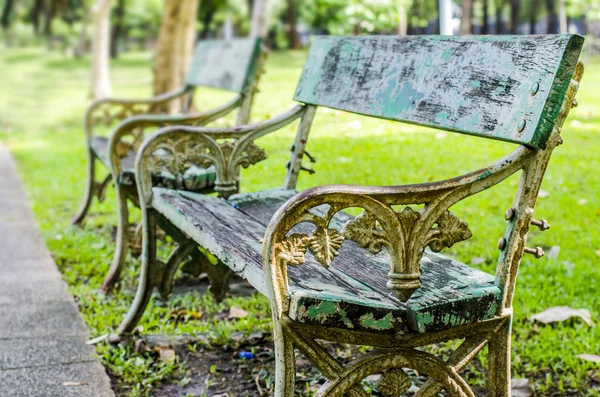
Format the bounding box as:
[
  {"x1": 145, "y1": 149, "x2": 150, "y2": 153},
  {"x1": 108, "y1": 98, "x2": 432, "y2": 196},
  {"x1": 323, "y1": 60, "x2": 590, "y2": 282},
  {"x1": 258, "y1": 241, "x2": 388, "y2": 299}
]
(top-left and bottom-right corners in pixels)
[
  {"x1": 250, "y1": 0, "x2": 269, "y2": 38},
  {"x1": 31, "y1": 0, "x2": 46, "y2": 35},
  {"x1": 91, "y1": 0, "x2": 114, "y2": 100},
  {"x1": 509, "y1": 0, "x2": 520, "y2": 34},
  {"x1": 409, "y1": 0, "x2": 421, "y2": 34},
  {"x1": 482, "y1": 0, "x2": 490, "y2": 34},
  {"x1": 247, "y1": 0, "x2": 254, "y2": 18},
  {"x1": 110, "y1": 0, "x2": 125, "y2": 58},
  {"x1": 200, "y1": 7, "x2": 216, "y2": 38},
  {"x1": 545, "y1": 0, "x2": 558, "y2": 33},
  {"x1": 74, "y1": 13, "x2": 90, "y2": 58},
  {"x1": 495, "y1": 0, "x2": 504, "y2": 33},
  {"x1": 153, "y1": 0, "x2": 199, "y2": 113},
  {"x1": 286, "y1": 0, "x2": 300, "y2": 49},
  {"x1": 398, "y1": 3, "x2": 407, "y2": 35},
  {"x1": 529, "y1": 0, "x2": 539, "y2": 33},
  {"x1": 44, "y1": 0, "x2": 55, "y2": 39},
  {"x1": 459, "y1": 0, "x2": 473, "y2": 35},
  {"x1": 558, "y1": 0, "x2": 567, "y2": 32},
  {"x1": 1, "y1": 0, "x2": 14, "y2": 31}
]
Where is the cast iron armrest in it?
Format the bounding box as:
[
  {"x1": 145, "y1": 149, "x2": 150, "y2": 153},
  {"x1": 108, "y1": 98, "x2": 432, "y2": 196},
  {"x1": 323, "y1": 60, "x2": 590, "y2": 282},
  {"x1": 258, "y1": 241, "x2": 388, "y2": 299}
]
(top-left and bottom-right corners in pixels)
[
  {"x1": 84, "y1": 87, "x2": 192, "y2": 140},
  {"x1": 261, "y1": 146, "x2": 535, "y2": 314},
  {"x1": 135, "y1": 104, "x2": 308, "y2": 200},
  {"x1": 108, "y1": 95, "x2": 243, "y2": 177}
]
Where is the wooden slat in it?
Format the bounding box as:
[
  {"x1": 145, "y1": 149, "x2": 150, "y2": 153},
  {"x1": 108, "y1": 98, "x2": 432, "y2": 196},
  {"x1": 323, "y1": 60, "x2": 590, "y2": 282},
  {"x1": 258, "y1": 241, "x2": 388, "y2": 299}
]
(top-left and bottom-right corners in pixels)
[
  {"x1": 184, "y1": 38, "x2": 263, "y2": 94},
  {"x1": 294, "y1": 35, "x2": 583, "y2": 148},
  {"x1": 152, "y1": 188, "x2": 501, "y2": 334}
]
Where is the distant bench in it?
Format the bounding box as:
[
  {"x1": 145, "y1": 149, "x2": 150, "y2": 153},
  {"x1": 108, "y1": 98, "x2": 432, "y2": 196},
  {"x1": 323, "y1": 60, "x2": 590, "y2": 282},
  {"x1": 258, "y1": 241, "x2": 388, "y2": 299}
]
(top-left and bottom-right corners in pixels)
[
  {"x1": 113, "y1": 35, "x2": 584, "y2": 396},
  {"x1": 72, "y1": 38, "x2": 266, "y2": 293}
]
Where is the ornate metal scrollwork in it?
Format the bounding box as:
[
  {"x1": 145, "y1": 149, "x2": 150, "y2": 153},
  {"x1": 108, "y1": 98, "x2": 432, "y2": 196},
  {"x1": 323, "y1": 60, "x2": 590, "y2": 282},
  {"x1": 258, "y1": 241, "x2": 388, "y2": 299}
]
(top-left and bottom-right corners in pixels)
[
  {"x1": 377, "y1": 369, "x2": 412, "y2": 397},
  {"x1": 274, "y1": 205, "x2": 472, "y2": 272},
  {"x1": 91, "y1": 103, "x2": 163, "y2": 128},
  {"x1": 145, "y1": 135, "x2": 268, "y2": 195}
]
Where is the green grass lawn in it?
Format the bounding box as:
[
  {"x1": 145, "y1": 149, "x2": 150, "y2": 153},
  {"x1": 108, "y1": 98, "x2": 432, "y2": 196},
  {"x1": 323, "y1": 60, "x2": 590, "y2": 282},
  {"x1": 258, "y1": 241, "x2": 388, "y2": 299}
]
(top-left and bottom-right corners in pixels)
[{"x1": 0, "y1": 45, "x2": 599, "y2": 396}]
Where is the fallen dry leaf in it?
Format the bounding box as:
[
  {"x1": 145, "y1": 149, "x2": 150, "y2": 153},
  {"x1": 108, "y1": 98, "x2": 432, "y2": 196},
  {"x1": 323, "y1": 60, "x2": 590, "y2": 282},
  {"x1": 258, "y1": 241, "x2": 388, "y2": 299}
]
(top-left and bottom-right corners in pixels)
[
  {"x1": 169, "y1": 309, "x2": 203, "y2": 320},
  {"x1": 62, "y1": 382, "x2": 87, "y2": 387},
  {"x1": 155, "y1": 347, "x2": 176, "y2": 363},
  {"x1": 511, "y1": 378, "x2": 534, "y2": 397},
  {"x1": 229, "y1": 306, "x2": 249, "y2": 319},
  {"x1": 578, "y1": 354, "x2": 600, "y2": 363},
  {"x1": 532, "y1": 306, "x2": 595, "y2": 327}
]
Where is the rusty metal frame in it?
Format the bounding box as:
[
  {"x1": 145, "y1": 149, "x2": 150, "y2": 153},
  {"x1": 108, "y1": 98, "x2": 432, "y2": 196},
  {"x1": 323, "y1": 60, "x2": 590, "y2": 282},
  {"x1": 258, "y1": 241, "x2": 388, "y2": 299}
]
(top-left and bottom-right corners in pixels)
[{"x1": 114, "y1": 61, "x2": 583, "y2": 396}]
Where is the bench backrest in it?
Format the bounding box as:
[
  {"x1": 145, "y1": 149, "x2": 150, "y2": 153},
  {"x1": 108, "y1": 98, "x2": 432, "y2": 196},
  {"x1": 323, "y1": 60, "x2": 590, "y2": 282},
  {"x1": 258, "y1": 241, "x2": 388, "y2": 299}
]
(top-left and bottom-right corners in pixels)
[
  {"x1": 294, "y1": 35, "x2": 583, "y2": 149},
  {"x1": 185, "y1": 38, "x2": 263, "y2": 94}
]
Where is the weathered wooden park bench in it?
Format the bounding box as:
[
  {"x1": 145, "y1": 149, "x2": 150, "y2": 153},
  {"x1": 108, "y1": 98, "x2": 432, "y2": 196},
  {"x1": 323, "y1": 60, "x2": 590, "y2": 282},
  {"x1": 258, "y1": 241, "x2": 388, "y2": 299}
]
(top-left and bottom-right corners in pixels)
[
  {"x1": 72, "y1": 38, "x2": 266, "y2": 292},
  {"x1": 113, "y1": 35, "x2": 584, "y2": 396}
]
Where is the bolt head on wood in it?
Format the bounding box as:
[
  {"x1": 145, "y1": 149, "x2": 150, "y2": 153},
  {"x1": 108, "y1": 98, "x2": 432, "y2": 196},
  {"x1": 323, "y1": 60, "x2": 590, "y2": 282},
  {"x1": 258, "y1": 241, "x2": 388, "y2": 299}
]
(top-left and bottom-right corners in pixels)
[
  {"x1": 525, "y1": 246, "x2": 545, "y2": 259},
  {"x1": 533, "y1": 219, "x2": 550, "y2": 231},
  {"x1": 531, "y1": 82, "x2": 540, "y2": 96},
  {"x1": 504, "y1": 208, "x2": 515, "y2": 221},
  {"x1": 517, "y1": 120, "x2": 527, "y2": 132},
  {"x1": 497, "y1": 237, "x2": 507, "y2": 250}
]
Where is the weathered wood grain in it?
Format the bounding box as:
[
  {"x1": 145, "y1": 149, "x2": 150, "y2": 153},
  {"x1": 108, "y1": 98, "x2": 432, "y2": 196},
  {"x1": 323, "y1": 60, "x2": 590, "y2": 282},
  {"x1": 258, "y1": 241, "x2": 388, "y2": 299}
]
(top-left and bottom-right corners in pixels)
[
  {"x1": 152, "y1": 187, "x2": 500, "y2": 334},
  {"x1": 184, "y1": 38, "x2": 263, "y2": 94},
  {"x1": 294, "y1": 35, "x2": 583, "y2": 148}
]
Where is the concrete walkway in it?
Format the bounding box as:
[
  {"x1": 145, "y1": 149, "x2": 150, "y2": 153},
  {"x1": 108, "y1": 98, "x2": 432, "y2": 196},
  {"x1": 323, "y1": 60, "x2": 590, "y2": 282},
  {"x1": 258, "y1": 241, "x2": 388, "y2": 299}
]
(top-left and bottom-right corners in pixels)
[{"x1": 0, "y1": 144, "x2": 115, "y2": 397}]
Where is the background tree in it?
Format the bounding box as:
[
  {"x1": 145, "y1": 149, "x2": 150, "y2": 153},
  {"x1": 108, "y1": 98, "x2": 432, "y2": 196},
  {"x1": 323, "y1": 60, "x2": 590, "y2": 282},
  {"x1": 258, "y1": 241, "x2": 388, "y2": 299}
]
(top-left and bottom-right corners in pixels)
[
  {"x1": 91, "y1": 0, "x2": 114, "y2": 99},
  {"x1": 153, "y1": 0, "x2": 199, "y2": 113},
  {"x1": 1, "y1": 0, "x2": 14, "y2": 32},
  {"x1": 510, "y1": 0, "x2": 520, "y2": 33},
  {"x1": 558, "y1": 0, "x2": 567, "y2": 32},
  {"x1": 482, "y1": 0, "x2": 490, "y2": 34},
  {"x1": 530, "y1": 0, "x2": 540, "y2": 33},
  {"x1": 285, "y1": 0, "x2": 300, "y2": 49},
  {"x1": 110, "y1": 0, "x2": 125, "y2": 57},
  {"x1": 31, "y1": 0, "x2": 46, "y2": 35},
  {"x1": 250, "y1": 0, "x2": 269, "y2": 38},
  {"x1": 460, "y1": 0, "x2": 474, "y2": 34},
  {"x1": 495, "y1": 0, "x2": 505, "y2": 33},
  {"x1": 546, "y1": 0, "x2": 558, "y2": 33}
]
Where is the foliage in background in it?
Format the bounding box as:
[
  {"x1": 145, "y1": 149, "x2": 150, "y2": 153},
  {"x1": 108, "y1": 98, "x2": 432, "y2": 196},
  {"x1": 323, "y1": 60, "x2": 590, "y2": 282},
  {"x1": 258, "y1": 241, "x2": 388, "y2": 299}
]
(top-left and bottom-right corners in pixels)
[
  {"x1": 5, "y1": 0, "x2": 600, "y2": 53},
  {"x1": 0, "y1": 45, "x2": 599, "y2": 396}
]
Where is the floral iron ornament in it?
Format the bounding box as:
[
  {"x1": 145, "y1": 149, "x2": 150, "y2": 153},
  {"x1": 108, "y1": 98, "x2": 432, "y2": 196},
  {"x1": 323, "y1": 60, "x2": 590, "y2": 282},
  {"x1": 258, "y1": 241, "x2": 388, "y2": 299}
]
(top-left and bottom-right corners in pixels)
[
  {"x1": 147, "y1": 136, "x2": 268, "y2": 196},
  {"x1": 275, "y1": 206, "x2": 472, "y2": 285}
]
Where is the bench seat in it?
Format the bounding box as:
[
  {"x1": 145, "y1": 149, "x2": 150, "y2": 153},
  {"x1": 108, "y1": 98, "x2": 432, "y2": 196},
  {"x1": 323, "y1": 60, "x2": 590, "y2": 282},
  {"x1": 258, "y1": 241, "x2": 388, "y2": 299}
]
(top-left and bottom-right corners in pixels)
[
  {"x1": 90, "y1": 137, "x2": 217, "y2": 189},
  {"x1": 152, "y1": 187, "x2": 502, "y2": 335}
]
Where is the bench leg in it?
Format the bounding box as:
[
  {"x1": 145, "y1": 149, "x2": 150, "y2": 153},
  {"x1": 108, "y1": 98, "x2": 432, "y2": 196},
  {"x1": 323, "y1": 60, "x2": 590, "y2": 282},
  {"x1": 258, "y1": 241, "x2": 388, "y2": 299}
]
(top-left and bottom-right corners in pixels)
[
  {"x1": 102, "y1": 184, "x2": 130, "y2": 292},
  {"x1": 488, "y1": 319, "x2": 512, "y2": 397},
  {"x1": 116, "y1": 208, "x2": 159, "y2": 336},
  {"x1": 273, "y1": 321, "x2": 297, "y2": 397},
  {"x1": 72, "y1": 148, "x2": 97, "y2": 225},
  {"x1": 206, "y1": 262, "x2": 233, "y2": 302}
]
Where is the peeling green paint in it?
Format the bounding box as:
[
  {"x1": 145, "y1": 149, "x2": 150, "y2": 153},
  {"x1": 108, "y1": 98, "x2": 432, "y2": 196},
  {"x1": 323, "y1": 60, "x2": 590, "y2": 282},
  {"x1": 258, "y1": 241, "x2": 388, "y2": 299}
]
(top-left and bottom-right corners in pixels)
[
  {"x1": 359, "y1": 313, "x2": 394, "y2": 330},
  {"x1": 294, "y1": 35, "x2": 583, "y2": 149},
  {"x1": 306, "y1": 301, "x2": 337, "y2": 323}
]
